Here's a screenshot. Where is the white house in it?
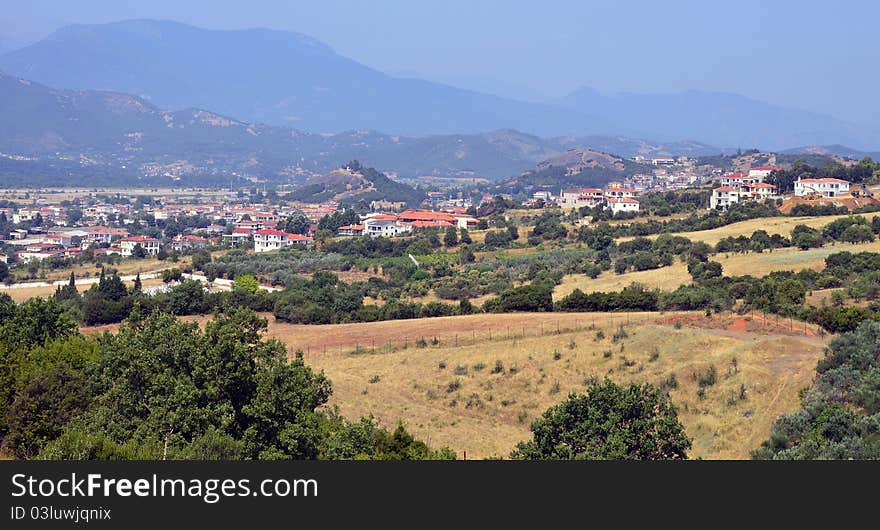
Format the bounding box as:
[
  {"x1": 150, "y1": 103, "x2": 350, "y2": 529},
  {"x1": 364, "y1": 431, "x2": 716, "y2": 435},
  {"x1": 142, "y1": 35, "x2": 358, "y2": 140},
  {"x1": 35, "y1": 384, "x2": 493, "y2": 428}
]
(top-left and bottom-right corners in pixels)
[
  {"x1": 558, "y1": 188, "x2": 604, "y2": 209},
  {"x1": 253, "y1": 229, "x2": 311, "y2": 253},
  {"x1": 709, "y1": 187, "x2": 743, "y2": 210},
  {"x1": 710, "y1": 182, "x2": 778, "y2": 210},
  {"x1": 748, "y1": 166, "x2": 781, "y2": 180},
  {"x1": 743, "y1": 182, "x2": 779, "y2": 201},
  {"x1": 794, "y1": 178, "x2": 850, "y2": 198},
  {"x1": 719, "y1": 172, "x2": 760, "y2": 188},
  {"x1": 363, "y1": 215, "x2": 413, "y2": 238},
  {"x1": 603, "y1": 187, "x2": 639, "y2": 199},
  {"x1": 120, "y1": 236, "x2": 160, "y2": 257},
  {"x1": 605, "y1": 197, "x2": 640, "y2": 214}
]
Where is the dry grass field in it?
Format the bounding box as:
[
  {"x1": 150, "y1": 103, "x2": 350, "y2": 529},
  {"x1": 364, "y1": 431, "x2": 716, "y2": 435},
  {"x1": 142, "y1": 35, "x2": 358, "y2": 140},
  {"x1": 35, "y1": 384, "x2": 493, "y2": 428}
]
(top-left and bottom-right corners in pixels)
[
  {"x1": 555, "y1": 240, "x2": 880, "y2": 299},
  {"x1": 618, "y1": 211, "x2": 880, "y2": 246},
  {"x1": 16, "y1": 257, "x2": 177, "y2": 284},
  {"x1": 80, "y1": 311, "x2": 825, "y2": 459},
  {"x1": 4, "y1": 277, "x2": 166, "y2": 302},
  {"x1": 114, "y1": 311, "x2": 823, "y2": 460}
]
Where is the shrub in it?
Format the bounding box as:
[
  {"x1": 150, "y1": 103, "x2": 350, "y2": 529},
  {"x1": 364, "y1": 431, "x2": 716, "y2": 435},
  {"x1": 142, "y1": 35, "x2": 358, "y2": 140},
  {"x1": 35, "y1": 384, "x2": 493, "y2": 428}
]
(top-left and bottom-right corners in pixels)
[{"x1": 492, "y1": 360, "x2": 504, "y2": 374}]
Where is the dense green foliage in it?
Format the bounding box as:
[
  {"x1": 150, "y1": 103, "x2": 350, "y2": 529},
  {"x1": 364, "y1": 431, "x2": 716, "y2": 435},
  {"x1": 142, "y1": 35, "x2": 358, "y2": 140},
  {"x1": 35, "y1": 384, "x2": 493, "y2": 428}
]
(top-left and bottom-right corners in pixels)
[
  {"x1": 754, "y1": 321, "x2": 880, "y2": 459},
  {"x1": 511, "y1": 380, "x2": 690, "y2": 460},
  {"x1": 0, "y1": 298, "x2": 452, "y2": 460}
]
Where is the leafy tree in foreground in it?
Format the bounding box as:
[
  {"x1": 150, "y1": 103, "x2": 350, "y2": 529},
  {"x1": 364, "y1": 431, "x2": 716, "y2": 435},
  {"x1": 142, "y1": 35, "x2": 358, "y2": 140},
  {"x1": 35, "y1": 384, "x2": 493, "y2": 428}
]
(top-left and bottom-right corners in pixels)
[
  {"x1": 511, "y1": 379, "x2": 691, "y2": 460},
  {"x1": 40, "y1": 309, "x2": 332, "y2": 460}
]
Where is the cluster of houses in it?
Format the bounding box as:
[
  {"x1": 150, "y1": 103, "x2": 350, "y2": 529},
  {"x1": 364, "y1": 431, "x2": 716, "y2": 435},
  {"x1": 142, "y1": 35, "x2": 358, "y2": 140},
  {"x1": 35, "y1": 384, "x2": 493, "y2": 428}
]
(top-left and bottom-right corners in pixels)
[
  {"x1": 537, "y1": 185, "x2": 642, "y2": 214},
  {"x1": 337, "y1": 209, "x2": 478, "y2": 238},
  {"x1": 709, "y1": 166, "x2": 853, "y2": 210},
  {"x1": 709, "y1": 167, "x2": 781, "y2": 210}
]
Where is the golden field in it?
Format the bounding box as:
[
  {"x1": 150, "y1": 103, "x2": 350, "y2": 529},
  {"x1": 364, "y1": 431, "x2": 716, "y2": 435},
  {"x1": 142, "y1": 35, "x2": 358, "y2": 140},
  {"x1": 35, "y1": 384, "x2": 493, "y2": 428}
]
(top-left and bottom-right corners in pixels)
[
  {"x1": 555, "y1": 240, "x2": 880, "y2": 299},
  {"x1": 113, "y1": 311, "x2": 826, "y2": 460},
  {"x1": 618, "y1": 211, "x2": 880, "y2": 246}
]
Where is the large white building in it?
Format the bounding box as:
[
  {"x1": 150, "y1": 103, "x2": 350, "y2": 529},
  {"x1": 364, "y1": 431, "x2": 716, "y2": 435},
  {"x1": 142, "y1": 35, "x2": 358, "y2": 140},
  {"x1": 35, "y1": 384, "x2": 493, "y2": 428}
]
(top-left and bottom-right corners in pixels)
[
  {"x1": 748, "y1": 166, "x2": 781, "y2": 180},
  {"x1": 253, "y1": 229, "x2": 311, "y2": 253},
  {"x1": 557, "y1": 188, "x2": 604, "y2": 209},
  {"x1": 120, "y1": 236, "x2": 160, "y2": 257},
  {"x1": 794, "y1": 178, "x2": 851, "y2": 198},
  {"x1": 605, "y1": 197, "x2": 640, "y2": 214},
  {"x1": 362, "y1": 215, "x2": 413, "y2": 238},
  {"x1": 709, "y1": 182, "x2": 778, "y2": 210}
]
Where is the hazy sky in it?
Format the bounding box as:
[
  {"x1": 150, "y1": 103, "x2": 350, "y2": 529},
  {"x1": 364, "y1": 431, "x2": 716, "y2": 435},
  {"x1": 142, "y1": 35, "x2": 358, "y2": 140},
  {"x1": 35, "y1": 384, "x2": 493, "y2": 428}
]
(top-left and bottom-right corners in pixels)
[{"x1": 2, "y1": 0, "x2": 878, "y2": 124}]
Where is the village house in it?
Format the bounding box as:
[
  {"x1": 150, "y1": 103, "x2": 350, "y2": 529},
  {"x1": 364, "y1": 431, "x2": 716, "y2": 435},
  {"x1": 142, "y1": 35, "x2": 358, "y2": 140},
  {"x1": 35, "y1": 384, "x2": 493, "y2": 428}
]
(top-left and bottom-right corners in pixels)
[
  {"x1": 794, "y1": 177, "x2": 851, "y2": 198},
  {"x1": 709, "y1": 187, "x2": 744, "y2": 210},
  {"x1": 603, "y1": 187, "x2": 640, "y2": 199},
  {"x1": 370, "y1": 200, "x2": 407, "y2": 212},
  {"x1": 557, "y1": 188, "x2": 604, "y2": 209},
  {"x1": 253, "y1": 229, "x2": 311, "y2": 253},
  {"x1": 222, "y1": 227, "x2": 254, "y2": 246},
  {"x1": 171, "y1": 234, "x2": 208, "y2": 251},
  {"x1": 605, "y1": 197, "x2": 640, "y2": 214},
  {"x1": 748, "y1": 166, "x2": 781, "y2": 180},
  {"x1": 709, "y1": 181, "x2": 778, "y2": 210},
  {"x1": 362, "y1": 214, "x2": 413, "y2": 238},
  {"x1": 120, "y1": 235, "x2": 160, "y2": 257},
  {"x1": 337, "y1": 224, "x2": 365, "y2": 236}
]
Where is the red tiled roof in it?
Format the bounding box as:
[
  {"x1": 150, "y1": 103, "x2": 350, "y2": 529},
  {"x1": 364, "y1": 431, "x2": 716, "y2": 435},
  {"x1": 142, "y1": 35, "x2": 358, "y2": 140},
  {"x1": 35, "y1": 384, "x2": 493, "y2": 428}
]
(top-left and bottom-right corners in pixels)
[
  {"x1": 338, "y1": 224, "x2": 364, "y2": 231},
  {"x1": 398, "y1": 209, "x2": 457, "y2": 222},
  {"x1": 799, "y1": 178, "x2": 850, "y2": 184},
  {"x1": 254, "y1": 229, "x2": 287, "y2": 236},
  {"x1": 606, "y1": 197, "x2": 639, "y2": 203},
  {"x1": 287, "y1": 234, "x2": 312, "y2": 241},
  {"x1": 408, "y1": 220, "x2": 455, "y2": 228},
  {"x1": 714, "y1": 186, "x2": 739, "y2": 192}
]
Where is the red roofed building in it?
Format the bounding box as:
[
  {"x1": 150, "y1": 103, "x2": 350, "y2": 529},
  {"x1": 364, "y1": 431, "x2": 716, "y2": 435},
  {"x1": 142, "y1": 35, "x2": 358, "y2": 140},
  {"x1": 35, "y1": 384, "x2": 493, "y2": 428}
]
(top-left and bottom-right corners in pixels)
[
  {"x1": 604, "y1": 187, "x2": 640, "y2": 199},
  {"x1": 338, "y1": 224, "x2": 365, "y2": 236},
  {"x1": 605, "y1": 196, "x2": 640, "y2": 214},
  {"x1": 794, "y1": 177, "x2": 850, "y2": 198},
  {"x1": 253, "y1": 229, "x2": 312, "y2": 253},
  {"x1": 171, "y1": 234, "x2": 208, "y2": 251},
  {"x1": 408, "y1": 220, "x2": 455, "y2": 229},
  {"x1": 120, "y1": 236, "x2": 160, "y2": 257},
  {"x1": 399, "y1": 209, "x2": 458, "y2": 223},
  {"x1": 558, "y1": 188, "x2": 604, "y2": 209}
]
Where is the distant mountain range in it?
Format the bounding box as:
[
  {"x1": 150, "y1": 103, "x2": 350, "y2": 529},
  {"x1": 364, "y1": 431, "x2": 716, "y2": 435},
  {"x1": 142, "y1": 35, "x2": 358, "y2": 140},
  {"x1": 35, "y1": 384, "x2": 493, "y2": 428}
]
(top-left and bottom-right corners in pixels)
[
  {"x1": 0, "y1": 70, "x2": 727, "y2": 186},
  {"x1": 1, "y1": 19, "x2": 878, "y2": 152},
  {"x1": 560, "y1": 88, "x2": 880, "y2": 152},
  {"x1": 0, "y1": 19, "x2": 610, "y2": 138},
  {"x1": 781, "y1": 144, "x2": 880, "y2": 160}
]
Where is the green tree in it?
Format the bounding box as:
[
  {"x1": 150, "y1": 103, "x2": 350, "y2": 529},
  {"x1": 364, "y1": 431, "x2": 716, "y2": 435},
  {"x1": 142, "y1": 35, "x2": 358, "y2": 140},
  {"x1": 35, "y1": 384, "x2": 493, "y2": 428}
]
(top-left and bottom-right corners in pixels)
[
  {"x1": 234, "y1": 274, "x2": 260, "y2": 294},
  {"x1": 511, "y1": 380, "x2": 691, "y2": 460},
  {"x1": 191, "y1": 250, "x2": 212, "y2": 272},
  {"x1": 131, "y1": 244, "x2": 147, "y2": 259},
  {"x1": 40, "y1": 310, "x2": 332, "y2": 460},
  {"x1": 444, "y1": 226, "x2": 459, "y2": 247}
]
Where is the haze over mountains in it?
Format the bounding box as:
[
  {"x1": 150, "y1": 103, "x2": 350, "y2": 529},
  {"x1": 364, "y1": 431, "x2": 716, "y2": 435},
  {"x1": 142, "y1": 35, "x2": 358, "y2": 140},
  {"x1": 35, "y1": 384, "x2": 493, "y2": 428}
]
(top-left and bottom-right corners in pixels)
[
  {"x1": 1, "y1": 19, "x2": 878, "y2": 153},
  {"x1": 0, "y1": 69, "x2": 723, "y2": 185}
]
